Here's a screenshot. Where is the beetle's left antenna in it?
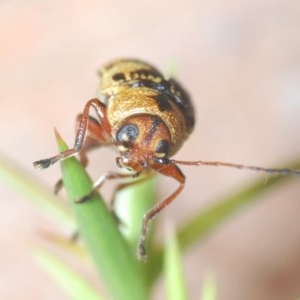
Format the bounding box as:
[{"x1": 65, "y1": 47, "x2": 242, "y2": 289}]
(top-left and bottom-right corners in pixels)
[{"x1": 172, "y1": 160, "x2": 300, "y2": 176}]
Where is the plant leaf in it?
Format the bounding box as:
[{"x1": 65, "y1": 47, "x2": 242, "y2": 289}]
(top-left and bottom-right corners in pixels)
[
  {"x1": 178, "y1": 164, "x2": 300, "y2": 249},
  {"x1": 200, "y1": 273, "x2": 217, "y2": 300},
  {"x1": 147, "y1": 161, "x2": 300, "y2": 285},
  {"x1": 114, "y1": 175, "x2": 157, "y2": 254},
  {"x1": 34, "y1": 248, "x2": 101, "y2": 300},
  {"x1": 0, "y1": 151, "x2": 74, "y2": 229},
  {"x1": 164, "y1": 221, "x2": 187, "y2": 300},
  {"x1": 55, "y1": 130, "x2": 149, "y2": 300}
]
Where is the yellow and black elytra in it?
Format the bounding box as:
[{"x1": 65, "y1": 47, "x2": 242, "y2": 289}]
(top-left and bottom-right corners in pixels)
[
  {"x1": 97, "y1": 59, "x2": 195, "y2": 158},
  {"x1": 33, "y1": 58, "x2": 300, "y2": 261}
]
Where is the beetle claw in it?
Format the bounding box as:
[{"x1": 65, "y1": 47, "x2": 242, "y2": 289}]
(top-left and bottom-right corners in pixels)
[
  {"x1": 33, "y1": 158, "x2": 53, "y2": 169},
  {"x1": 137, "y1": 241, "x2": 148, "y2": 262}
]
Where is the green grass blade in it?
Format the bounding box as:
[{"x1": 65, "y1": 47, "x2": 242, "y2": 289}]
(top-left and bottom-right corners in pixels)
[
  {"x1": 177, "y1": 164, "x2": 300, "y2": 249},
  {"x1": 164, "y1": 222, "x2": 187, "y2": 300},
  {"x1": 34, "y1": 248, "x2": 102, "y2": 300},
  {"x1": 56, "y1": 131, "x2": 149, "y2": 300},
  {"x1": 114, "y1": 175, "x2": 157, "y2": 254},
  {"x1": 200, "y1": 274, "x2": 217, "y2": 300},
  {"x1": 0, "y1": 151, "x2": 74, "y2": 229}
]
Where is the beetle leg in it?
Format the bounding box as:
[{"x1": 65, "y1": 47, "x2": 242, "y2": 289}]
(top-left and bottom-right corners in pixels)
[
  {"x1": 54, "y1": 114, "x2": 109, "y2": 194},
  {"x1": 76, "y1": 171, "x2": 139, "y2": 203},
  {"x1": 76, "y1": 114, "x2": 111, "y2": 167},
  {"x1": 137, "y1": 160, "x2": 185, "y2": 261},
  {"x1": 33, "y1": 99, "x2": 111, "y2": 170}
]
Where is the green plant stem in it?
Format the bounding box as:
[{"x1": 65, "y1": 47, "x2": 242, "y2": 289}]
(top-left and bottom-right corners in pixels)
[{"x1": 34, "y1": 248, "x2": 102, "y2": 300}]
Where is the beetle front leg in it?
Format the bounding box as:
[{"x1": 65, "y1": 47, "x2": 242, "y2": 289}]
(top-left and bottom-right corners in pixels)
[
  {"x1": 54, "y1": 114, "x2": 110, "y2": 194},
  {"x1": 33, "y1": 98, "x2": 110, "y2": 170},
  {"x1": 76, "y1": 114, "x2": 112, "y2": 167},
  {"x1": 137, "y1": 159, "x2": 186, "y2": 261}
]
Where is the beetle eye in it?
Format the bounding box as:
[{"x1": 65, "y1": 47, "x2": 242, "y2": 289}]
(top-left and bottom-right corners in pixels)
[
  {"x1": 155, "y1": 139, "x2": 169, "y2": 157},
  {"x1": 116, "y1": 124, "x2": 139, "y2": 145}
]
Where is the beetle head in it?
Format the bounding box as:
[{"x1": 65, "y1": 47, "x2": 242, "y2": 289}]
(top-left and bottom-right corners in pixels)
[{"x1": 115, "y1": 115, "x2": 171, "y2": 172}]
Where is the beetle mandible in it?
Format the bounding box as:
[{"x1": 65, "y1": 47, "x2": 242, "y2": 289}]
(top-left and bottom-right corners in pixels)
[{"x1": 33, "y1": 58, "x2": 300, "y2": 261}]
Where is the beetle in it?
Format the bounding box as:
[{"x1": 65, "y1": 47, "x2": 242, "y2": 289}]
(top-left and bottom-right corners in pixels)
[{"x1": 33, "y1": 58, "x2": 300, "y2": 261}]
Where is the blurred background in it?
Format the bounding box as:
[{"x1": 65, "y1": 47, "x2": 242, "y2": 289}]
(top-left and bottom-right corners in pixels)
[{"x1": 1, "y1": 0, "x2": 300, "y2": 299}]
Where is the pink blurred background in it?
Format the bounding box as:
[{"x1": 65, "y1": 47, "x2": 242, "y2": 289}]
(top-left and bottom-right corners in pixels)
[{"x1": 1, "y1": 1, "x2": 300, "y2": 299}]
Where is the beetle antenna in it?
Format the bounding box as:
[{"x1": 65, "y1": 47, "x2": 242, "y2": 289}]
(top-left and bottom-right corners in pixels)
[{"x1": 172, "y1": 160, "x2": 300, "y2": 176}]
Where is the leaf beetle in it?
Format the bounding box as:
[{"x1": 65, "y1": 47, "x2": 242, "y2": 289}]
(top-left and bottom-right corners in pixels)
[{"x1": 34, "y1": 58, "x2": 300, "y2": 261}]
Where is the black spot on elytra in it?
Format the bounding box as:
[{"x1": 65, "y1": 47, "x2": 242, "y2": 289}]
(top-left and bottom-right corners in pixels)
[
  {"x1": 128, "y1": 76, "x2": 195, "y2": 131},
  {"x1": 153, "y1": 93, "x2": 172, "y2": 111},
  {"x1": 112, "y1": 72, "x2": 126, "y2": 81},
  {"x1": 168, "y1": 78, "x2": 195, "y2": 131},
  {"x1": 130, "y1": 79, "x2": 172, "y2": 111}
]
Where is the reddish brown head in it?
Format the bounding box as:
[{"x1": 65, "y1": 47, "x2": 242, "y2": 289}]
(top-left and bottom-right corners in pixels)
[{"x1": 115, "y1": 114, "x2": 171, "y2": 172}]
